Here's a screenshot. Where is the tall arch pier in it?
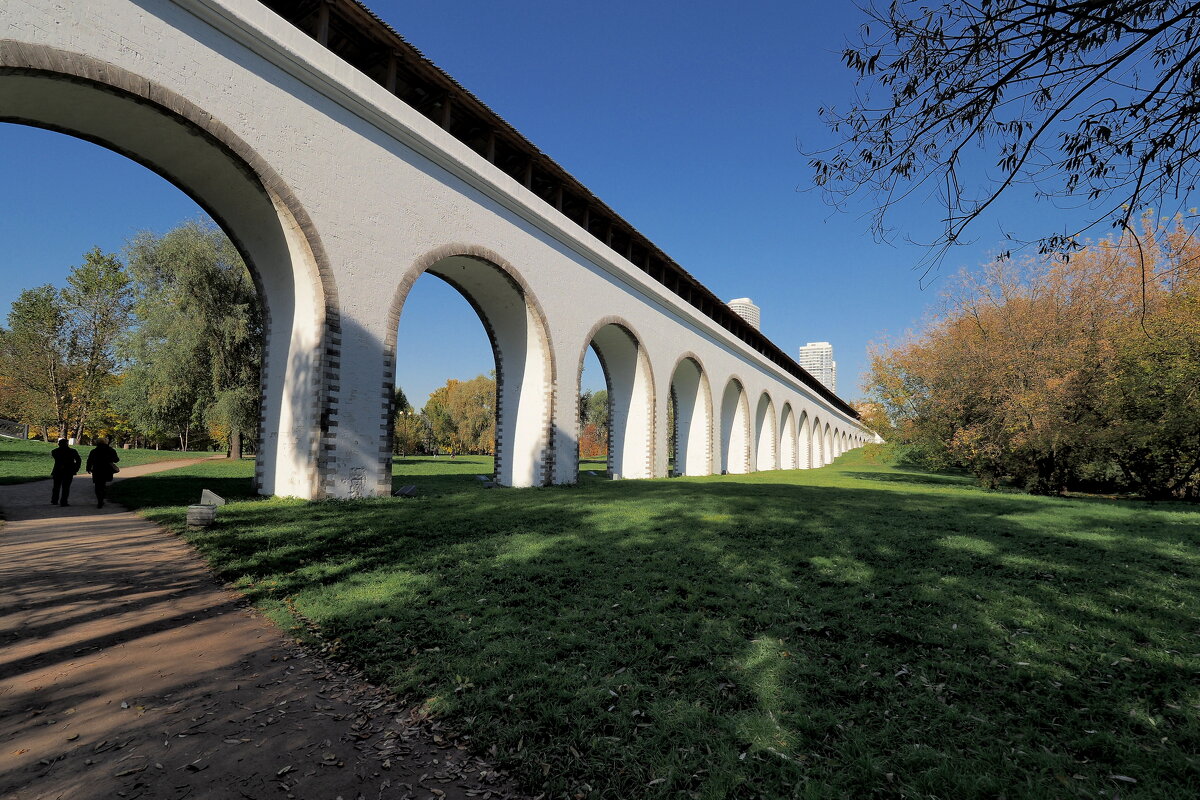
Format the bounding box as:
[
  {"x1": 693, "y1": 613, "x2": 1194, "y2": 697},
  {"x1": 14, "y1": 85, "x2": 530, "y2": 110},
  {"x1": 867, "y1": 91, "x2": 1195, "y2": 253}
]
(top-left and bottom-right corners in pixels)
[{"x1": 3, "y1": 0, "x2": 873, "y2": 498}]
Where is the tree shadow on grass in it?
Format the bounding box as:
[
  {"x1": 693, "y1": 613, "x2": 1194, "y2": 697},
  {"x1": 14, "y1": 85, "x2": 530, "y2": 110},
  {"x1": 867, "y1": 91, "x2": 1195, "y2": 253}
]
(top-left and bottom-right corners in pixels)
[
  {"x1": 841, "y1": 469, "x2": 974, "y2": 488},
  {"x1": 150, "y1": 473, "x2": 1200, "y2": 800},
  {"x1": 111, "y1": 474, "x2": 257, "y2": 509}
]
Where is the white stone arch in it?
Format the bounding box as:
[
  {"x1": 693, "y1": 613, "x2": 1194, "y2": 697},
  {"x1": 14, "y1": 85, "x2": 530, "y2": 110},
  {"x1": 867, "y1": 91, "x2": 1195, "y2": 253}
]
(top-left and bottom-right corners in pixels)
[
  {"x1": 387, "y1": 245, "x2": 555, "y2": 488},
  {"x1": 811, "y1": 415, "x2": 825, "y2": 467},
  {"x1": 0, "y1": 43, "x2": 334, "y2": 498},
  {"x1": 719, "y1": 377, "x2": 752, "y2": 475},
  {"x1": 668, "y1": 353, "x2": 713, "y2": 477},
  {"x1": 779, "y1": 403, "x2": 798, "y2": 470},
  {"x1": 796, "y1": 409, "x2": 812, "y2": 469},
  {"x1": 754, "y1": 392, "x2": 778, "y2": 471},
  {"x1": 832, "y1": 426, "x2": 841, "y2": 459},
  {"x1": 575, "y1": 317, "x2": 655, "y2": 480},
  {"x1": 824, "y1": 423, "x2": 834, "y2": 466}
]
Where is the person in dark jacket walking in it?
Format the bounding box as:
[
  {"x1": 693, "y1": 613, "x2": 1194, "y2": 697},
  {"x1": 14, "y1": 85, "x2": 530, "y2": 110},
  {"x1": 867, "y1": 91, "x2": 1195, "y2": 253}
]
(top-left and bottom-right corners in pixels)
[
  {"x1": 50, "y1": 438, "x2": 82, "y2": 506},
  {"x1": 85, "y1": 438, "x2": 120, "y2": 509}
]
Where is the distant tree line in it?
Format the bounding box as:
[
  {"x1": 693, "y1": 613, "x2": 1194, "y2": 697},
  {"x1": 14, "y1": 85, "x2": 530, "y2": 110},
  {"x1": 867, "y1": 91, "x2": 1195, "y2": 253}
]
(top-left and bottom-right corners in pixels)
[
  {"x1": 391, "y1": 380, "x2": 611, "y2": 459},
  {"x1": 392, "y1": 375, "x2": 496, "y2": 456},
  {"x1": 0, "y1": 221, "x2": 261, "y2": 454},
  {"x1": 867, "y1": 215, "x2": 1200, "y2": 499}
]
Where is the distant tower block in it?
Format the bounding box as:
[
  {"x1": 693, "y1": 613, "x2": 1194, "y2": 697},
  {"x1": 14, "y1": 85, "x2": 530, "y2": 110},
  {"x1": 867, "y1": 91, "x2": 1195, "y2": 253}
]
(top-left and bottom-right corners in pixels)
[
  {"x1": 727, "y1": 298, "x2": 761, "y2": 331},
  {"x1": 798, "y1": 341, "x2": 837, "y2": 392}
]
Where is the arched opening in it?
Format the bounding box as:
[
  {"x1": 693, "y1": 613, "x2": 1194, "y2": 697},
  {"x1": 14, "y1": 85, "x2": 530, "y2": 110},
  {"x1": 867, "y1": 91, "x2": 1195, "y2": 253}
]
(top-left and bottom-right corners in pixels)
[
  {"x1": 824, "y1": 423, "x2": 834, "y2": 466},
  {"x1": 388, "y1": 251, "x2": 552, "y2": 488},
  {"x1": 390, "y1": 274, "x2": 496, "y2": 472},
  {"x1": 719, "y1": 378, "x2": 751, "y2": 475},
  {"x1": 796, "y1": 410, "x2": 812, "y2": 469},
  {"x1": 779, "y1": 403, "x2": 798, "y2": 470},
  {"x1": 754, "y1": 392, "x2": 778, "y2": 472},
  {"x1": 577, "y1": 344, "x2": 608, "y2": 476},
  {"x1": 577, "y1": 322, "x2": 654, "y2": 480},
  {"x1": 811, "y1": 415, "x2": 825, "y2": 467},
  {"x1": 0, "y1": 56, "x2": 329, "y2": 498},
  {"x1": 668, "y1": 356, "x2": 712, "y2": 476}
]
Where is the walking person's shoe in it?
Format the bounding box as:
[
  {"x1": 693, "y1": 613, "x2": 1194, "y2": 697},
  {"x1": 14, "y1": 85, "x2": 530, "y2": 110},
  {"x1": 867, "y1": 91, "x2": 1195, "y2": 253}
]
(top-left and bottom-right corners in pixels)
[
  {"x1": 97, "y1": 501, "x2": 103, "y2": 509},
  {"x1": 60, "y1": 502, "x2": 68, "y2": 507}
]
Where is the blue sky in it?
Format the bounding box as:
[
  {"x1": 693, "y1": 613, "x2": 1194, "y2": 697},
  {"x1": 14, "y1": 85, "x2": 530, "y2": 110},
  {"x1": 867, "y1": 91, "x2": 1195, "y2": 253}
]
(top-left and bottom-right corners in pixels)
[{"x1": 0, "y1": 1, "x2": 1099, "y2": 410}]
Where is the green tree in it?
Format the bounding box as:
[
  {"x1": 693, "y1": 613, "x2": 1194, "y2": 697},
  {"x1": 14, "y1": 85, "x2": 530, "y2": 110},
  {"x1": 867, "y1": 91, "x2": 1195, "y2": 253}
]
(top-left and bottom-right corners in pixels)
[
  {"x1": 62, "y1": 247, "x2": 133, "y2": 441},
  {"x1": 423, "y1": 374, "x2": 496, "y2": 455},
  {"x1": 120, "y1": 221, "x2": 261, "y2": 455},
  {"x1": 0, "y1": 285, "x2": 73, "y2": 439},
  {"x1": 585, "y1": 389, "x2": 609, "y2": 437},
  {"x1": 392, "y1": 386, "x2": 423, "y2": 455}
]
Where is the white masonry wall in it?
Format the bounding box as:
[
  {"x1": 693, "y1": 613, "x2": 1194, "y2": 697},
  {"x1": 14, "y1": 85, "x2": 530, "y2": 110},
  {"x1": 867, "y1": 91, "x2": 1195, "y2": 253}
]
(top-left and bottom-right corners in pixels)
[{"x1": 2, "y1": 0, "x2": 872, "y2": 498}]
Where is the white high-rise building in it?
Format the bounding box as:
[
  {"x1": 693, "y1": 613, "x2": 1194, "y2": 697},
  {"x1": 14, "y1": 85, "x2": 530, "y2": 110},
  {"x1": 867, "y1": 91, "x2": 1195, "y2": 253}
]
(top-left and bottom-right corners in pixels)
[
  {"x1": 727, "y1": 298, "x2": 760, "y2": 330},
  {"x1": 798, "y1": 342, "x2": 836, "y2": 392}
]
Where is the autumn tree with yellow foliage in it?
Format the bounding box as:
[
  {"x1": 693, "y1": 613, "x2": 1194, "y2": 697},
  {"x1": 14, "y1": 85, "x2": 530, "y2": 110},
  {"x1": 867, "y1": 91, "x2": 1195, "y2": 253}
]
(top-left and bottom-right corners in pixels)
[
  {"x1": 868, "y1": 217, "x2": 1200, "y2": 498},
  {"x1": 423, "y1": 374, "x2": 496, "y2": 456}
]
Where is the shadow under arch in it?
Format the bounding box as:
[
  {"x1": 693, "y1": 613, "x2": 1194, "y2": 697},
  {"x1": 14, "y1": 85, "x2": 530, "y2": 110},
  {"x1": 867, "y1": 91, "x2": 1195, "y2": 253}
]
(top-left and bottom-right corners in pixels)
[
  {"x1": 0, "y1": 42, "x2": 335, "y2": 499},
  {"x1": 754, "y1": 391, "x2": 778, "y2": 472},
  {"x1": 779, "y1": 402, "x2": 798, "y2": 470},
  {"x1": 719, "y1": 376, "x2": 751, "y2": 475},
  {"x1": 811, "y1": 414, "x2": 826, "y2": 468},
  {"x1": 386, "y1": 244, "x2": 555, "y2": 488},
  {"x1": 796, "y1": 408, "x2": 813, "y2": 469},
  {"x1": 575, "y1": 317, "x2": 655, "y2": 480},
  {"x1": 667, "y1": 353, "x2": 713, "y2": 477}
]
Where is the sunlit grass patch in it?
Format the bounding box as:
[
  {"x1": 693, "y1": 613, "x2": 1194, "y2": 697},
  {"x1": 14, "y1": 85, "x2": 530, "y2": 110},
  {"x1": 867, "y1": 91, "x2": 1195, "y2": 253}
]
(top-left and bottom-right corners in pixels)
[
  {"x1": 0, "y1": 436, "x2": 216, "y2": 484},
  {"x1": 110, "y1": 449, "x2": 1200, "y2": 799}
]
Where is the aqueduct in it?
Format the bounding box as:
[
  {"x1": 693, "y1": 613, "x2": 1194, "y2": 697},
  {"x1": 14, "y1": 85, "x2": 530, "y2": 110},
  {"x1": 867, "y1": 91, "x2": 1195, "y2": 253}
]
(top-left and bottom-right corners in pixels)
[{"x1": 2, "y1": 0, "x2": 873, "y2": 498}]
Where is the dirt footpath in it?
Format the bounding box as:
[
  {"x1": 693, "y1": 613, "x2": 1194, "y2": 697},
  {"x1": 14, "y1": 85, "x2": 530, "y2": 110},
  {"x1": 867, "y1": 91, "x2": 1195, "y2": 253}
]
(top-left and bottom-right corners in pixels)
[{"x1": 0, "y1": 461, "x2": 523, "y2": 800}]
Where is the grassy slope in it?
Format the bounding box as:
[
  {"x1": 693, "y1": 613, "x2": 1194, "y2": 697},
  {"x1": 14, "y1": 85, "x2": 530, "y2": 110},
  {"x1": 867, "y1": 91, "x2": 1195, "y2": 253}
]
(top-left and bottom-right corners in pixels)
[
  {"x1": 0, "y1": 436, "x2": 215, "y2": 485},
  {"x1": 111, "y1": 450, "x2": 1200, "y2": 799}
]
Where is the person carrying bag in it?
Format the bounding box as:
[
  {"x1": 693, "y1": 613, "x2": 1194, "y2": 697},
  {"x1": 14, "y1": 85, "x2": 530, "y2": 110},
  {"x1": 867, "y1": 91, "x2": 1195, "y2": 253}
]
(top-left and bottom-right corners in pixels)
[{"x1": 85, "y1": 439, "x2": 121, "y2": 509}]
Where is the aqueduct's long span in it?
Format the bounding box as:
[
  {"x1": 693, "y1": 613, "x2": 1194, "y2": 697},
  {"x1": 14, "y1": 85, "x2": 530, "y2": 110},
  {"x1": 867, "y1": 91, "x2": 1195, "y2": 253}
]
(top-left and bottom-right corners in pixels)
[{"x1": 2, "y1": 0, "x2": 873, "y2": 499}]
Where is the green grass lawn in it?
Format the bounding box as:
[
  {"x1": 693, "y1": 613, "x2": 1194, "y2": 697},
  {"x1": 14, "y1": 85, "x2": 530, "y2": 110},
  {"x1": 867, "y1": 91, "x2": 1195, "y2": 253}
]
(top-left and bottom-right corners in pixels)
[
  {"x1": 110, "y1": 449, "x2": 1200, "y2": 799},
  {"x1": 0, "y1": 436, "x2": 216, "y2": 485}
]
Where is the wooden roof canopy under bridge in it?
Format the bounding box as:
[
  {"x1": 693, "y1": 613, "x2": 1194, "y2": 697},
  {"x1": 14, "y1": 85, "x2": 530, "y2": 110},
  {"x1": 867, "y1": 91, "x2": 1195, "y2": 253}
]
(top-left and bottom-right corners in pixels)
[{"x1": 260, "y1": 0, "x2": 859, "y2": 420}]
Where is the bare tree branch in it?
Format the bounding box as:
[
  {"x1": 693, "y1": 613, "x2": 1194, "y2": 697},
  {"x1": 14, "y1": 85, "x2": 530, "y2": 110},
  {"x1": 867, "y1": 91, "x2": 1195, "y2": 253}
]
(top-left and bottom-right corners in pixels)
[{"x1": 809, "y1": 1, "x2": 1200, "y2": 273}]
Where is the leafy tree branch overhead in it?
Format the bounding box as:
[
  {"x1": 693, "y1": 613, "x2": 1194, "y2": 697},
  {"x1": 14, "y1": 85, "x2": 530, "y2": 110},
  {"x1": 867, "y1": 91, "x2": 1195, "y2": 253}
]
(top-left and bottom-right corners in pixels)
[{"x1": 811, "y1": 1, "x2": 1200, "y2": 268}]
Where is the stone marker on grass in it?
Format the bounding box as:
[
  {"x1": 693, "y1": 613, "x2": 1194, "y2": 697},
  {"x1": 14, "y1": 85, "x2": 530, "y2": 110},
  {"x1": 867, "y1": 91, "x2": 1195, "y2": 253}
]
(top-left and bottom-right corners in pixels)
[
  {"x1": 187, "y1": 489, "x2": 225, "y2": 528},
  {"x1": 186, "y1": 504, "x2": 216, "y2": 528}
]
